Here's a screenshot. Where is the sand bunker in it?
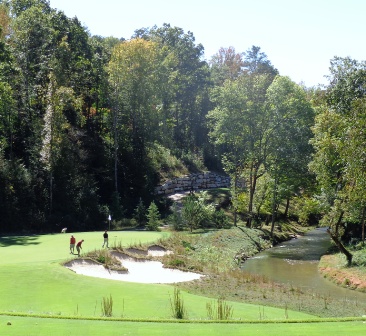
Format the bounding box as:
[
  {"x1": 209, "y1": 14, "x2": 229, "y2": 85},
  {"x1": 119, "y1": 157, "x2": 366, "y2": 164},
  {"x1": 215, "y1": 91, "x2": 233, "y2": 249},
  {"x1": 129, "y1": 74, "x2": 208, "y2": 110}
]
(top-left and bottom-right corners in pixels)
[{"x1": 65, "y1": 249, "x2": 202, "y2": 284}]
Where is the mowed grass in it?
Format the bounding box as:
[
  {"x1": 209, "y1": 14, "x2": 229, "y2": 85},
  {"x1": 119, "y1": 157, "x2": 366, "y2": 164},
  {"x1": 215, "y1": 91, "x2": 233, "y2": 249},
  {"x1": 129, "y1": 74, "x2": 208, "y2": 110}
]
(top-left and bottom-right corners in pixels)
[
  {"x1": 0, "y1": 231, "x2": 365, "y2": 335},
  {"x1": 0, "y1": 316, "x2": 365, "y2": 336}
]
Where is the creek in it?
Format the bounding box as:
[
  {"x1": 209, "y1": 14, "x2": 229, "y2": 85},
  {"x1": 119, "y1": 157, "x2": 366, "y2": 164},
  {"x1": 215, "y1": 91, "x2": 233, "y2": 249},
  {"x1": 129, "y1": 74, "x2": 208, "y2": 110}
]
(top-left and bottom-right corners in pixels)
[{"x1": 241, "y1": 227, "x2": 366, "y2": 302}]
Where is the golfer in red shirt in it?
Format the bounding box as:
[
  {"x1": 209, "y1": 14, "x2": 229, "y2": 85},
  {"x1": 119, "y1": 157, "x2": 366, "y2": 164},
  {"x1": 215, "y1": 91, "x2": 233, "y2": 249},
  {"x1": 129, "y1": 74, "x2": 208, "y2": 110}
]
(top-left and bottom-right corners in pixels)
[
  {"x1": 70, "y1": 235, "x2": 76, "y2": 254},
  {"x1": 76, "y1": 239, "x2": 84, "y2": 256}
]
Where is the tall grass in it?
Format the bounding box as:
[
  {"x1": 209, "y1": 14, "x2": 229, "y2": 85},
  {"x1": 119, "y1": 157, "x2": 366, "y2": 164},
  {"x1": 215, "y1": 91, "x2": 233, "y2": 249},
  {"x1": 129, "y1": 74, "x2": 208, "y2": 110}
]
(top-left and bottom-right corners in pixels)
[
  {"x1": 206, "y1": 297, "x2": 233, "y2": 320},
  {"x1": 170, "y1": 287, "x2": 187, "y2": 319},
  {"x1": 101, "y1": 295, "x2": 113, "y2": 317}
]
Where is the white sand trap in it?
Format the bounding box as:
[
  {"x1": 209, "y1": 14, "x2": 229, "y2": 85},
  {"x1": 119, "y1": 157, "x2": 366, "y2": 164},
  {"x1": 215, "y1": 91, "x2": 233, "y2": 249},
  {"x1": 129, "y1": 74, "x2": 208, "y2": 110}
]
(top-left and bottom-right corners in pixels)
[
  {"x1": 147, "y1": 245, "x2": 173, "y2": 257},
  {"x1": 65, "y1": 253, "x2": 202, "y2": 284}
]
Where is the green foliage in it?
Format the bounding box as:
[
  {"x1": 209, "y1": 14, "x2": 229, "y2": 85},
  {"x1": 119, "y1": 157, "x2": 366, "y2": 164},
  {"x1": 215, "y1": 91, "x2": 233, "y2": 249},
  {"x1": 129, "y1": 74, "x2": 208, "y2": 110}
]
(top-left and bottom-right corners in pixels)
[
  {"x1": 134, "y1": 23, "x2": 211, "y2": 152},
  {"x1": 133, "y1": 199, "x2": 146, "y2": 226},
  {"x1": 167, "y1": 258, "x2": 186, "y2": 268},
  {"x1": 211, "y1": 209, "x2": 230, "y2": 229},
  {"x1": 351, "y1": 247, "x2": 366, "y2": 266},
  {"x1": 309, "y1": 57, "x2": 366, "y2": 249},
  {"x1": 110, "y1": 191, "x2": 125, "y2": 221},
  {"x1": 147, "y1": 142, "x2": 188, "y2": 181},
  {"x1": 0, "y1": 82, "x2": 15, "y2": 152},
  {"x1": 179, "y1": 150, "x2": 206, "y2": 173},
  {"x1": 181, "y1": 192, "x2": 215, "y2": 231},
  {"x1": 146, "y1": 202, "x2": 161, "y2": 231},
  {"x1": 168, "y1": 202, "x2": 184, "y2": 231},
  {"x1": 209, "y1": 46, "x2": 244, "y2": 86},
  {"x1": 291, "y1": 196, "x2": 323, "y2": 225}
]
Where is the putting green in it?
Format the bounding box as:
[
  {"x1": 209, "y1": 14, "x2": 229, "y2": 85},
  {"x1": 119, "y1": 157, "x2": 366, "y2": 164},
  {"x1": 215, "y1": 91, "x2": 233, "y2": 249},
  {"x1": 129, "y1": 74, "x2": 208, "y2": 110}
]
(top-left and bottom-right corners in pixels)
[{"x1": 0, "y1": 231, "x2": 166, "y2": 264}]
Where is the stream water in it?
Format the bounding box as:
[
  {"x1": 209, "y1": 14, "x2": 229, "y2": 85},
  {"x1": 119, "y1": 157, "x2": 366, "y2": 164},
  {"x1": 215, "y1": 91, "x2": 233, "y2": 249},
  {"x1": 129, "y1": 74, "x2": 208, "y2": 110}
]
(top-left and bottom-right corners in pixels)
[{"x1": 241, "y1": 227, "x2": 366, "y2": 302}]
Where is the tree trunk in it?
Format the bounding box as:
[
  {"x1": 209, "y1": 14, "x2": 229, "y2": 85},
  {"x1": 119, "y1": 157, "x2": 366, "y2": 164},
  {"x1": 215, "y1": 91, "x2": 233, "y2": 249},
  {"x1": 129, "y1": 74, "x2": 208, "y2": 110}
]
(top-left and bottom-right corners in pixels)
[
  {"x1": 113, "y1": 105, "x2": 119, "y2": 193},
  {"x1": 49, "y1": 170, "x2": 53, "y2": 215},
  {"x1": 233, "y1": 171, "x2": 237, "y2": 227},
  {"x1": 247, "y1": 164, "x2": 258, "y2": 228},
  {"x1": 284, "y1": 198, "x2": 290, "y2": 217},
  {"x1": 326, "y1": 229, "x2": 353, "y2": 266},
  {"x1": 270, "y1": 176, "x2": 278, "y2": 238},
  {"x1": 361, "y1": 206, "x2": 365, "y2": 245}
]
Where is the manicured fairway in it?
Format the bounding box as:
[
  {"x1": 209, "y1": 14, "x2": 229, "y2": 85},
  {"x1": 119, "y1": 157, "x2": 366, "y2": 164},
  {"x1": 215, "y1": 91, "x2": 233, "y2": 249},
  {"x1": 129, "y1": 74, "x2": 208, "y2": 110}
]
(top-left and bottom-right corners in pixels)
[
  {"x1": 0, "y1": 316, "x2": 365, "y2": 336},
  {"x1": 1, "y1": 231, "x2": 365, "y2": 335}
]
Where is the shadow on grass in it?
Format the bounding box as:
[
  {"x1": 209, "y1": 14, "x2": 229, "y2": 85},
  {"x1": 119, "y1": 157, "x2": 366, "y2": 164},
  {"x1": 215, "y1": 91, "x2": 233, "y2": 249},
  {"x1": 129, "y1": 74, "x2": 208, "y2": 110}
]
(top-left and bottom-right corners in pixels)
[{"x1": 0, "y1": 235, "x2": 40, "y2": 247}]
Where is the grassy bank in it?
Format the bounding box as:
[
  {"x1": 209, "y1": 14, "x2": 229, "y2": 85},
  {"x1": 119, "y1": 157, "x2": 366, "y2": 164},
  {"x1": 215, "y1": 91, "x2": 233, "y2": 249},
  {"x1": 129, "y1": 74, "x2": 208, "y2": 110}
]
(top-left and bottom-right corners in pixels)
[
  {"x1": 319, "y1": 253, "x2": 366, "y2": 292},
  {"x1": 152, "y1": 226, "x2": 366, "y2": 317}
]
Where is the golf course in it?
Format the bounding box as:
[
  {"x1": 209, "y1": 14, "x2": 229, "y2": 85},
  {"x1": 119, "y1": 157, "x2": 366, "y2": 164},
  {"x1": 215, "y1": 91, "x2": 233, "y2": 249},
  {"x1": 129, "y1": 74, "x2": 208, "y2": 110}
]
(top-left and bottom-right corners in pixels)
[{"x1": 0, "y1": 230, "x2": 365, "y2": 335}]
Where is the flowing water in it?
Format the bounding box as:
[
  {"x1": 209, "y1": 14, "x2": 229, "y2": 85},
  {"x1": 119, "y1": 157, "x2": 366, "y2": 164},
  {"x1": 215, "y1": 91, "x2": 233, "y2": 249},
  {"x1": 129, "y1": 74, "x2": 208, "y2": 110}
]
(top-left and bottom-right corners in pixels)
[{"x1": 242, "y1": 227, "x2": 366, "y2": 302}]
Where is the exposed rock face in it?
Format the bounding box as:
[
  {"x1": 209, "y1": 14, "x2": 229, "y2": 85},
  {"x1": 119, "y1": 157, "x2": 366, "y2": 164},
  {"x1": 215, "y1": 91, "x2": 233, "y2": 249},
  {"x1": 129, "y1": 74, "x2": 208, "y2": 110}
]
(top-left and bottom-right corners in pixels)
[{"x1": 155, "y1": 171, "x2": 230, "y2": 195}]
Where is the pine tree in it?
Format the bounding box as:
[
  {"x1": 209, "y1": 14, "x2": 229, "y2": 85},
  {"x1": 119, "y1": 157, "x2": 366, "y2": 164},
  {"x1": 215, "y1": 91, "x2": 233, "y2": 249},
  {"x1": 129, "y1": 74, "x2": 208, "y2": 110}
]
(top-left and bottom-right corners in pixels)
[{"x1": 146, "y1": 202, "x2": 160, "y2": 231}]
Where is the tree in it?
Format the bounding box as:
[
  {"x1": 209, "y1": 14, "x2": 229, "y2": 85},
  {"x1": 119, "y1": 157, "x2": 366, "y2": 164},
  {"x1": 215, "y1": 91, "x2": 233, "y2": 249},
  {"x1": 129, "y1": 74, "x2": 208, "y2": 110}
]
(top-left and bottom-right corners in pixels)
[
  {"x1": 209, "y1": 46, "x2": 244, "y2": 85},
  {"x1": 134, "y1": 24, "x2": 211, "y2": 153},
  {"x1": 309, "y1": 57, "x2": 366, "y2": 264},
  {"x1": 7, "y1": 0, "x2": 51, "y2": 17},
  {"x1": 146, "y1": 201, "x2": 160, "y2": 231},
  {"x1": 133, "y1": 198, "x2": 146, "y2": 226},
  {"x1": 108, "y1": 38, "x2": 163, "y2": 205},
  {"x1": 265, "y1": 76, "x2": 315, "y2": 234},
  {"x1": 0, "y1": 82, "x2": 15, "y2": 157},
  {"x1": 0, "y1": 3, "x2": 11, "y2": 39},
  {"x1": 208, "y1": 70, "x2": 274, "y2": 227},
  {"x1": 242, "y1": 45, "x2": 278, "y2": 78}
]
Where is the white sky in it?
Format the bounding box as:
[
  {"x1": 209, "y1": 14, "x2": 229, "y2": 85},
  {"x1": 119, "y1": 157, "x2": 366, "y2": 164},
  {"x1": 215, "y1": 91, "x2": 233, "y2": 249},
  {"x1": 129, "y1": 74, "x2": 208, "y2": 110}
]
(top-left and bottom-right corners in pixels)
[{"x1": 48, "y1": 0, "x2": 366, "y2": 87}]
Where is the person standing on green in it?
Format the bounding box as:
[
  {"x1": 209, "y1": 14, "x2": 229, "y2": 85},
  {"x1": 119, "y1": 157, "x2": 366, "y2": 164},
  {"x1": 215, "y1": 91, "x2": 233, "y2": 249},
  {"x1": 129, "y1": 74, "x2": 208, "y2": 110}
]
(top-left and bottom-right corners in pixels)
[
  {"x1": 76, "y1": 239, "x2": 84, "y2": 256},
  {"x1": 102, "y1": 230, "x2": 109, "y2": 248},
  {"x1": 70, "y1": 235, "x2": 76, "y2": 254}
]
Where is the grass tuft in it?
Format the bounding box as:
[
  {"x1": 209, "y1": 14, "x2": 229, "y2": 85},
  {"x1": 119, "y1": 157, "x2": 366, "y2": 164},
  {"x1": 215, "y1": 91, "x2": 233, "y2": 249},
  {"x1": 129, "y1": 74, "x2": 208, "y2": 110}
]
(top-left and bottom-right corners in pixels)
[
  {"x1": 101, "y1": 295, "x2": 113, "y2": 317},
  {"x1": 170, "y1": 287, "x2": 187, "y2": 319}
]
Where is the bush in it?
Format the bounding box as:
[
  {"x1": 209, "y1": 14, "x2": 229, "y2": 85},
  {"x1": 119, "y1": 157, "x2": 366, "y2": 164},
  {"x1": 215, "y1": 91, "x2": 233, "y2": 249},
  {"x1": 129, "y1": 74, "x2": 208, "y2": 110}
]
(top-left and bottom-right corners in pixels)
[
  {"x1": 352, "y1": 247, "x2": 366, "y2": 266},
  {"x1": 211, "y1": 209, "x2": 230, "y2": 228}
]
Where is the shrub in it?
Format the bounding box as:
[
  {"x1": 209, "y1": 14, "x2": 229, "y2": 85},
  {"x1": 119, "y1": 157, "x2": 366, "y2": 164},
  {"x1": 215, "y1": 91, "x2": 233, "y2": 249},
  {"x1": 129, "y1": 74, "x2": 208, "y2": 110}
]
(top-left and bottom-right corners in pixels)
[
  {"x1": 352, "y1": 248, "x2": 366, "y2": 266},
  {"x1": 211, "y1": 209, "x2": 230, "y2": 228}
]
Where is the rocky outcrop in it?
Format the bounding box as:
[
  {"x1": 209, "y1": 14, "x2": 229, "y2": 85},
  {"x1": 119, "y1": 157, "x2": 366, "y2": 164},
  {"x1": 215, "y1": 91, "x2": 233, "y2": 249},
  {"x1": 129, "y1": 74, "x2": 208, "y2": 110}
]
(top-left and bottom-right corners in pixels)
[{"x1": 155, "y1": 171, "x2": 230, "y2": 195}]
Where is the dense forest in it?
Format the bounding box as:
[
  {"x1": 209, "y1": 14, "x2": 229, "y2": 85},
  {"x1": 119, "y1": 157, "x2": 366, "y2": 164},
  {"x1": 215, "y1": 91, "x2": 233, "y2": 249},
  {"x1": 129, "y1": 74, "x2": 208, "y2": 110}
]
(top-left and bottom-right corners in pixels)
[{"x1": 0, "y1": 0, "x2": 365, "y2": 250}]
